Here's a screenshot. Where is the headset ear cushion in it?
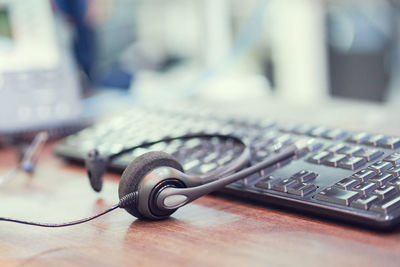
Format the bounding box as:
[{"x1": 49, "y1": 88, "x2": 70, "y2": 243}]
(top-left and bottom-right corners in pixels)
[{"x1": 118, "y1": 151, "x2": 183, "y2": 219}]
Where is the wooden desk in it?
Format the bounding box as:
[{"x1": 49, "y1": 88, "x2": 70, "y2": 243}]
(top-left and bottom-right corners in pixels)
[{"x1": 0, "y1": 143, "x2": 400, "y2": 267}]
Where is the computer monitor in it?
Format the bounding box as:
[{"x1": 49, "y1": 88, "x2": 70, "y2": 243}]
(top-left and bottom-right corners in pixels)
[{"x1": 0, "y1": 0, "x2": 81, "y2": 134}]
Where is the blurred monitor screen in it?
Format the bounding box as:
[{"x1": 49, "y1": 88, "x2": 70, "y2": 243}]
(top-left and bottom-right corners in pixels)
[{"x1": 0, "y1": 0, "x2": 81, "y2": 134}]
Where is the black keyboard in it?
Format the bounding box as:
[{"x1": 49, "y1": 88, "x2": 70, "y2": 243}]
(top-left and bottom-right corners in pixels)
[{"x1": 55, "y1": 104, "x2": 400, "y2": 229}]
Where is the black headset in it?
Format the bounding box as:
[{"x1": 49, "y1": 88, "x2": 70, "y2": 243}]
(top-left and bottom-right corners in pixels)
[{"x1": 0, "y1": 134, "x2": 305, "y2": 227}]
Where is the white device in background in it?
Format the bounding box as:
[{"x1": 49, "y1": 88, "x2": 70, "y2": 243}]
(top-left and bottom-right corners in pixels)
[
  {"x1": 0, "y1": 0, "x2": 81, "y2": 133},
  {"x1": 268, "y1": 0, "x2": 329, "y2": 103}
]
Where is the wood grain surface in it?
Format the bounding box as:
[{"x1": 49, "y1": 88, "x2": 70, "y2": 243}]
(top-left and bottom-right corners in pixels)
[{"x1": 0, "y1": 143, "x2": 400, "y2": 267}]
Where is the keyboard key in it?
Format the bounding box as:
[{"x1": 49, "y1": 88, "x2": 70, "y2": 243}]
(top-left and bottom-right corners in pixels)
[
  {"x1": 291, "y1": 170, "x2": 308, "y2": 179},
  {"x1": 334, "y1": 178, "x2": 360, "y2": 190},
  {"x1": 368, "y1": 161, "x2": 393, "y2": 174},
  {"x1": 388, "y1": 178, "x2": 400, "y2": 189},
  {"x1": 292, "y1": 148, "x2": 308, "y2": 160},
  {"x1": 275, "y1": 134, "x2": 292, "y2": 145},
  {"x1": 363, "y1": 134, "x2": 386, "y2": 146},
  {"x1": 266, "y1": 142, "x2": 284, "y2": 153},
  {"x1": 372, "y1": 185, "x2": 397, "y2": 201},
  {"x1": 252, "y1": 150, "x2": 270, "y2": 162},
  {"x1": 305, "y1": 139, "x2": 323, "y2": 152},
  {"x1": 200, "y1": 163, "x2": 218, "y2": 173},
  {"x1": 288, "y1": 183, "x2": 318, "y2": 197},
  {"x1": 326, "y1": 143, "x2": 348, "y2": 154},
  {"x1": 324, "y1": 129, "x2": 347, "y2": 140},
  {"x1": 217, "y1": 154, "x2": 234, "y2": 165},
  {"x1": 279, "y1": 123, "x2": 297, "y2": 133},
  {"x1": 355, "y1": 149, "x2": 383, "y2": 162},
  {"x1": 291, "y1": 170, "x2": 318, "y2": 183},
  {"x1": 347, "y1": 132, "x2": 369, "y2": 144},
  {"x1": 307, "y1": 151, "x2": 330, "y2": 164},
  {"x1": 257, "y1": 119, "x2": 276, "y2": 129},
  {"x1": 383, "y1": 153, "x2": 400, "y2": 165},
  {"x1": 351, "y1": 195, "x2": 380, "y2": 210},
  {"x1": 323, "y1": 154, "x2": 347, "y2": 167},
  {"x1": 293, "y1": 125, "x2": 313, "y2": 135},
  {"x1": 370, "y1": 195, "x2": 400, "y2": 214},
  {"x1": 203, "y1": 152, "x2": 219, "y2": 163},
  {"x1": 386, "y1": 166, "x2": 400, "y2": 177},
  {"x1": 379, "y1": 137, "x2": 400, "y2": 149},
  {"x1": 351, "y1": 182, "x2": 378, "y2": 197},
  {"x1": 184, "y1": 159, "x2": 202, "y2": 171},
  {"x1": 254, "y1": 176, "x2": 279, "y2": 190},
  {"x1": 314, "y1": 187, "x2": 359, "y2": 206},
  {"x1": 338, "y1": 157, "x2": 366, "y2": 170},
  {"x1": 272, "y1": 178, "x2": 299, "y2": 193},
  {"x1": 339, "y1": 146, "x2": 363, "y2": 157},
  {"x1": 351, "y1": 169, "x2": 377, "y2": 182},
  {"x1": 309, "y1": 127, "x2": 329, "y2": 137},
  {"x1": 251, "y1": 140, "x2": 268, "y2": 150},
  {"x1": 369, "y1": 173, "x2": 395, "y2": 187}
]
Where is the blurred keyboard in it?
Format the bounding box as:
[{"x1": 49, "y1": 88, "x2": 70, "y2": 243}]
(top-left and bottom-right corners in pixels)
[{"x1": 55, "y1": 104, "x2": 400, "y2": 229}]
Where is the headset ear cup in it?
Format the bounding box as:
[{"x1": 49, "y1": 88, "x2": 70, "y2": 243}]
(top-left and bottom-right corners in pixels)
[{"x1": 118, "y1": 151, "x2": 184, "y2": 219}]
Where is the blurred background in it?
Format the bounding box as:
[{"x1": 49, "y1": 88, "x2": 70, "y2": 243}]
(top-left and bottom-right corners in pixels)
[{"x1": 1, "y1": 0, "x2": 400, "y2": 137}]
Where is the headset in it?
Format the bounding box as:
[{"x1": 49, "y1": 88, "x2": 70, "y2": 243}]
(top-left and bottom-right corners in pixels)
[{"x1": 0, "y1": 133, "x2": 306, "y2": 227}]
